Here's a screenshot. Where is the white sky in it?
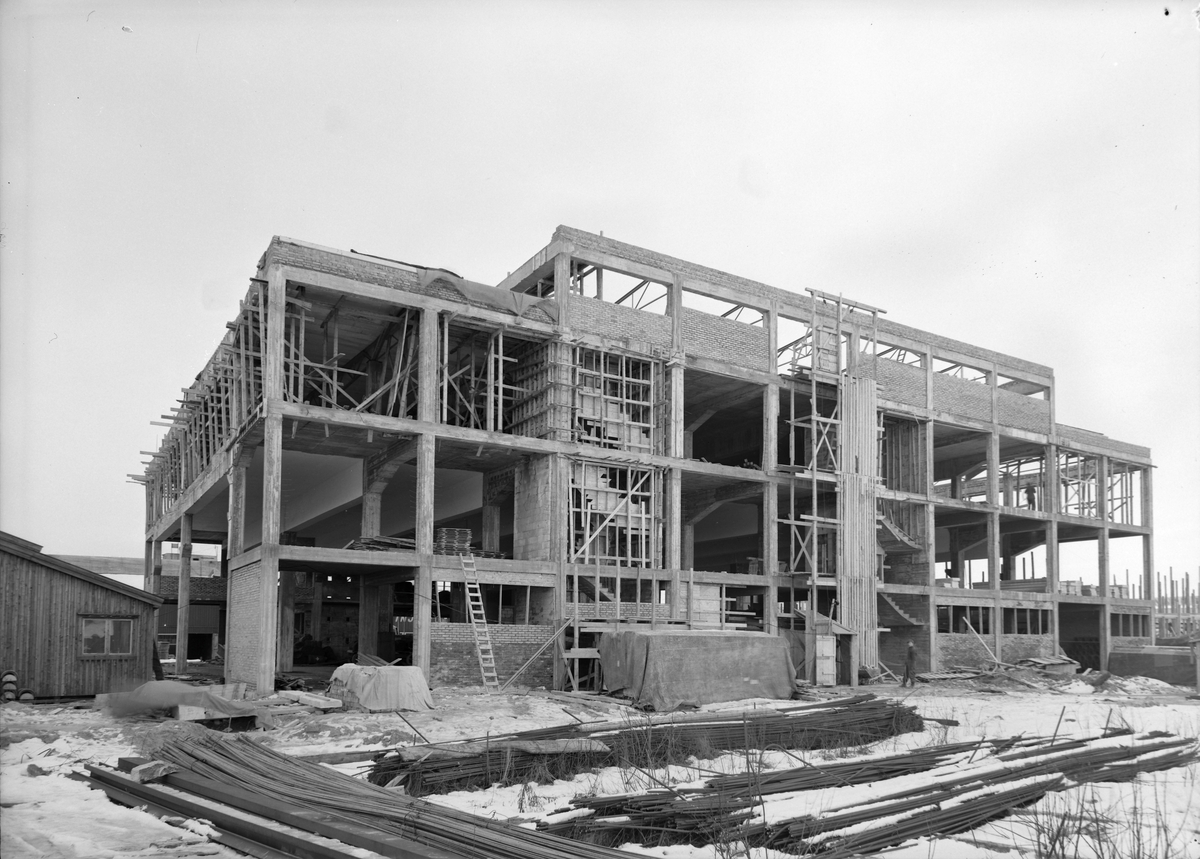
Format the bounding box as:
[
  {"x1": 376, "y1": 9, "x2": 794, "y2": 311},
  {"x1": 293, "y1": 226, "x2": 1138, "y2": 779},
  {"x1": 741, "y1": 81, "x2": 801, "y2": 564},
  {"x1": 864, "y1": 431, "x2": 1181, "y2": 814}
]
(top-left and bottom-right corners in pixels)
[{"x1": 1, "y1": 1, "x2": 1197, "y2": 578}]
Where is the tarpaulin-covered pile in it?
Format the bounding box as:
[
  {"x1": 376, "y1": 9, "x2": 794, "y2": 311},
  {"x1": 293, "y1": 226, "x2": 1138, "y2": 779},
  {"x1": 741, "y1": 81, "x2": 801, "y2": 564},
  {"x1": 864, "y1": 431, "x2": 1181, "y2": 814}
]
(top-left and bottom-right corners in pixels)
[
  {"x1": 598, "y1": 629, "x2": 795, "y2": 710},
  {"x1": 328, "y1": 664, "x2": 434, "y2": 712}
]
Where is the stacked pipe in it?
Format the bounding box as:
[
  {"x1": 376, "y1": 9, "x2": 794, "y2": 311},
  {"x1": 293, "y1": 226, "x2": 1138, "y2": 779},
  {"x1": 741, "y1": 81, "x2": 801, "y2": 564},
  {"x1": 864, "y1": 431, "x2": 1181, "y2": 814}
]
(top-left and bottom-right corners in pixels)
[
  {"x1": 368, "y1": 693, "x2": 924, "y2": 795},
  {"x1": 541, "y1": 728, "x2": 1198, "y2": 855}
]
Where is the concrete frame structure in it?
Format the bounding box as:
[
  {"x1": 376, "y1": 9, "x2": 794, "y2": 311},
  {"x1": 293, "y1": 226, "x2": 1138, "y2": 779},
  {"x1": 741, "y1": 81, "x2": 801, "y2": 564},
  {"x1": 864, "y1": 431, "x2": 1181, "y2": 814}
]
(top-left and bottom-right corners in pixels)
[{"x1": 140, "y1": 227, "x2": 1155, "y2": 692}]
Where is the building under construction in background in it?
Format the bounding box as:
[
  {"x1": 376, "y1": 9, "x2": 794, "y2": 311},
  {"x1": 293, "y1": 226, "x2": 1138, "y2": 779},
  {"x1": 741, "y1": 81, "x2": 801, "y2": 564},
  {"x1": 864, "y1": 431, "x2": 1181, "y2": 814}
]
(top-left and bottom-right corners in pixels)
[{"x1": 138, "y1": 227, "x2": 1155, "y2": 693}]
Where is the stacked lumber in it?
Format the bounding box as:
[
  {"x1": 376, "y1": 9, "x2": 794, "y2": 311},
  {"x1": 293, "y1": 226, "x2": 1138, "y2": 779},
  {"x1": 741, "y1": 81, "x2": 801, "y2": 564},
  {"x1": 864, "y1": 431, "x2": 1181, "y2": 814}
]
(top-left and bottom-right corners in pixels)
[
  {"x1": 343, "y1": 535, "x2": 416, "y2": 552},
  {"x1": 432, "y1": 527, "x2": 472, "y2": 554},
  {"x1": 368, "y1": 694, "x2": 924, "y2": 795},
  {"x1": 541, "y1": 728, "x2": 1199, "y2": 855}
]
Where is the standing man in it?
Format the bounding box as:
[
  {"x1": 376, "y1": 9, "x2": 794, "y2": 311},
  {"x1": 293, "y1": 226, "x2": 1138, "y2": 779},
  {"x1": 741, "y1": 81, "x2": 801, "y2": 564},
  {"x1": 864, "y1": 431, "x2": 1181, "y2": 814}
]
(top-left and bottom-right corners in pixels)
[{"x1": 901, "y1": 640, "x2": 917, "y2": 687}]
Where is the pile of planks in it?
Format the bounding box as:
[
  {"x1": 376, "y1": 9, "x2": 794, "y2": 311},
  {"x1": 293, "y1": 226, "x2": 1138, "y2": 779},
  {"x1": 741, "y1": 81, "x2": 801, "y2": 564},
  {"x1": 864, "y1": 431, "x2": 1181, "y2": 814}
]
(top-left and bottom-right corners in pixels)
[
  {"x1": 368, "y1": 694, "x2": 924, "y2": 795},
  {"x1": 540, "y1": 728, "x2": 1199, "y2": 856},
  {"x1": 432, "y1": 527, "x2": 472, "y2": 554},
  {"x1": 343, "y1": 535, "x2": 416, "y2": 552}
]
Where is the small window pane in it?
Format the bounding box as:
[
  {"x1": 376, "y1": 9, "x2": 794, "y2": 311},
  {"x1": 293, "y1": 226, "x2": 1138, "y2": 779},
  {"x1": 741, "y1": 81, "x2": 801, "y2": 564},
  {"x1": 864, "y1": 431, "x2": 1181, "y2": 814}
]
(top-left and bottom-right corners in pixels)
[
  {"x1": 82, "y1": 619, "x2": 107, "y2": 654},
  {"x1": 110, "y1": 620, "x2": 132, "y2": 654}
]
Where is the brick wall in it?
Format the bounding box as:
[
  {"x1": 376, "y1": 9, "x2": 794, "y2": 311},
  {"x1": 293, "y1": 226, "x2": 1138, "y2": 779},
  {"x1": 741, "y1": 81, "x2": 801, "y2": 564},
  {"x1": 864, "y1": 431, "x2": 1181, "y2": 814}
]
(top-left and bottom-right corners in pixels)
[
  {"x1": 514, "y1": 455, "x2": 555, "y2": 561},
  {"x1": 879, "y1": 631, "x2": 928, "y2": 677},
  {"x1": 227, "y1": 562, "x2": 261, "y2": 687},
  {"x1": 998, "y1": 634, "x2": 1054, "y2": 662},
  {"x1": 317, "y1": 603, "x2": 360, "y2": 660},
  {"x1": 932, "y1": 373, "x2": 992, "y2": 423},
  {"x1": 996, "y1": 388, "x2": 1051, "y2": 434},
  {"x1": 567, "y1": 601, "x2": 670, "y2": 621},
  {"x1": 429, "y1": 623, "x2": 557, "y2": 688},
  {"x1": 680, "y1": 307, "x2": 769, "y2": 371},
  {"x1": 886, "y1": 553, "x2": 931, "y2": 586},
  {"x1": 874, "y1": 359, "x2": 926, "y2": 408},
  {"x1": 1111, "y1": 635, "x2": 1152, "y2": 647},
  {"x1": 158, "y1": 576, "x2": 228, "y2": 601},
  {"x1": 937, "y1": 632, "x2": 998, "y2": 670},
  {"x1": 571, "y1": 295, "x2": 672, "y2": 350}
]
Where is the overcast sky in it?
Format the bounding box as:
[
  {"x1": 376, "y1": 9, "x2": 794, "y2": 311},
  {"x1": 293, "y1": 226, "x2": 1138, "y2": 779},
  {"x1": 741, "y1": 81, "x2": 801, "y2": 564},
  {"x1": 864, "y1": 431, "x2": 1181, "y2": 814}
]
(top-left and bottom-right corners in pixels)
[{"x1": 2, "y1": 1, "x2": 1197, "y2": 580}]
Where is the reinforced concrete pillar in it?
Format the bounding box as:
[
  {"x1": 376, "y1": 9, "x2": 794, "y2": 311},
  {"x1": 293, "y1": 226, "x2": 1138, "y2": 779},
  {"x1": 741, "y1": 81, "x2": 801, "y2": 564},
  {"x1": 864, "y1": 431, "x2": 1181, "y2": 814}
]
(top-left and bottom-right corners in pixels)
[
  {"x1": 413, "y1": 434, "x2": 435, "y2": 677},
  {"x1": 177, "y1": 514, "x2": 192, "y2": 667}
]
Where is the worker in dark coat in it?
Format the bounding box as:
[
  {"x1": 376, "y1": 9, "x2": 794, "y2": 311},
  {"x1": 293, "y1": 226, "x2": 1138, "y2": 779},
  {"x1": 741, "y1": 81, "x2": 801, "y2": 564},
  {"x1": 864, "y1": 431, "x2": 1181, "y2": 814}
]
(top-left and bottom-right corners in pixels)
[{"x1": 901, "y1": 640, "x2": 917, "y2": 687}]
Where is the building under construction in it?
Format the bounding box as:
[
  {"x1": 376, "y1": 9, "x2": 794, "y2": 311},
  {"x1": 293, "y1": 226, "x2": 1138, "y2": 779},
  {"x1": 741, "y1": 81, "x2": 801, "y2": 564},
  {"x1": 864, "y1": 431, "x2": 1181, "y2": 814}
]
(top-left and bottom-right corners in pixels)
[{"x1": 139, "y1": 227, "x2": 1155, "y2": 693}]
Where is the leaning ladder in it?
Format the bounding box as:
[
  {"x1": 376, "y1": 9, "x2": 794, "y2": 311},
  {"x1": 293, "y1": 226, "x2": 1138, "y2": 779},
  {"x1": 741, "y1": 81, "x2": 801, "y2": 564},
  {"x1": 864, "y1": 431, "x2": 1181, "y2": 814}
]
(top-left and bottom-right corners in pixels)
[{"x1": 461, "y1": 553, "x2": 500, "y2": 689}]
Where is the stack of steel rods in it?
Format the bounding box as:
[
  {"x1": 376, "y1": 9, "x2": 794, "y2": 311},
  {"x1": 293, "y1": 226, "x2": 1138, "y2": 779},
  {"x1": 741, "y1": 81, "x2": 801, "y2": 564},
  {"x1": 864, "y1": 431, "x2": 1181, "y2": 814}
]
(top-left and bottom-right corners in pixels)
[
  {"x1": 369, "y1": 694, "x2": 924, "y2": 795},
  {"x1": 542, "y1": 729, "x2": 1198, "y2": 854},
  {"x1": 151, "y1": 732, "x2": 638, "y2": 859}
]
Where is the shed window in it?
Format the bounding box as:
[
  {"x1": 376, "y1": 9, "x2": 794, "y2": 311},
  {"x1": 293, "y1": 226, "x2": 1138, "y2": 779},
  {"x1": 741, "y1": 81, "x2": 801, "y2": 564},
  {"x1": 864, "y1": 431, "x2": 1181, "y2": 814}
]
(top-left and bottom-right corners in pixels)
[{"x1": 82, "y1": 618, "x2": 133, "y2": 655}]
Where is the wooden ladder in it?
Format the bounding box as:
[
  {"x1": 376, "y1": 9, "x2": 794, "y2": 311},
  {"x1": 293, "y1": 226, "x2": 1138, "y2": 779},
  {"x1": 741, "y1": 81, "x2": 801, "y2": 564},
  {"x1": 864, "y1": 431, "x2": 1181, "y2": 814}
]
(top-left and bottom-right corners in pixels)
[{"x1": 461, "y1": 553, "x2": 500, "y2": 690}]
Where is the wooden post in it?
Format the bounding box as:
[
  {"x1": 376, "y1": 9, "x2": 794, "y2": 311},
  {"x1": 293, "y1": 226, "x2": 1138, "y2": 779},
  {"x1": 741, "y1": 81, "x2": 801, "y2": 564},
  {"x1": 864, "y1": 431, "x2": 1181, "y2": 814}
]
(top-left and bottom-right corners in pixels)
[{"x1": 177, "y1": 514, "x2": 192, "y2": 668}]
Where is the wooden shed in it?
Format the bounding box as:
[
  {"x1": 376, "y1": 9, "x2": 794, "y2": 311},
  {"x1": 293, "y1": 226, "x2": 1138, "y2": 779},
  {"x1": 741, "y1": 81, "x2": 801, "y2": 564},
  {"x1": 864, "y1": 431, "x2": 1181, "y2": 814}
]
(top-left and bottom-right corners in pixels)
[{"x1": 0, "y1": 531, "x2": 162, "y2": 698}]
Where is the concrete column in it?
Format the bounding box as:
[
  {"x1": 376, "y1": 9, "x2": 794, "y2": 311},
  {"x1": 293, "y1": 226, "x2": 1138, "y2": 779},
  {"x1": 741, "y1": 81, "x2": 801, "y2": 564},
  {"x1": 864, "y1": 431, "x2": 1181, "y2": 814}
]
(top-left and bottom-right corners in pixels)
[
  {"x1": 227, "y1": 461, "x2": 247, "y2": 558},
  {"x1": 311, "y1": 576, "x2": 324, "y2": 642},
  {"x1": 255, "y1": 265, "x2": 286, "y2": 692},
  {"x1": 418, "y1": 309, "x2": 439, "y2": 423},
  {"x1": 149, "y1": 540, "x2": 162, "y2": 595},
  {"x1": 1142, "y1": 466, "x2": 1155, "y2": 623},
  {"x1": 481, "y1": 504, "x2": 501, "y2": 553},
  {"x1": 278, "y1": 570, "x2": 295, "y2": 671},
  {"x1": 1097, "y1": 457, "x2": 1110, "y2": 594},
  {"x1": 665, "y1": 468, "x2": 682, "y2": 618},
  {"x1": 362, "y1": 490, "x2": 382, "y2": 538},
  {"x1": 413, "y1": 434, "x2": 435, "y2": 677},
  {"x1": 177, "y1": 515, "x2": 192, "y2": 667},
  {"x1": 554, "y1": 253, "x2": 572, "y2": 331},
  {"x1": 762, "y1": 382, "x2": 780, "y2": 633},
  {"x1": 358, "y1": 578, "x2": 380, "y2": 658}
]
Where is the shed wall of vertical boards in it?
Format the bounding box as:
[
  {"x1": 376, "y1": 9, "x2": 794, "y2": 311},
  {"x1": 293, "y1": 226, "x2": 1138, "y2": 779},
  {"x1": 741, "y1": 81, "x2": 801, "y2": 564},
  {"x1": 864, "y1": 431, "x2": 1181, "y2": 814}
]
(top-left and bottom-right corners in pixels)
[{"x1": 0, "y1": 550, "x2": 158, "y2": 697}]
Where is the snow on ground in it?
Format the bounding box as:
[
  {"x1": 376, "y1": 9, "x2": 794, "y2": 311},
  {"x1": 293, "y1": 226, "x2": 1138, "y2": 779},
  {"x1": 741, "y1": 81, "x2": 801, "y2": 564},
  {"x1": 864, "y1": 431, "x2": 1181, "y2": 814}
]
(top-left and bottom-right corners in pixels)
[{"x1": 3, "y1": 679, "x2": 1200, "y2": 858}]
